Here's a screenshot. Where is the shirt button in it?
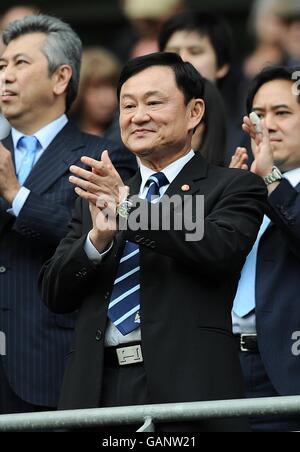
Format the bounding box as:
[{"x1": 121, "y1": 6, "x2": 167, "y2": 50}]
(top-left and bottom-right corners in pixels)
[
  {"x1": 0, "y1": 266, "x2": 7, "y2": 274},
  {"x1": 95, "y1": 329, "x2": 103, "y2": 341}
]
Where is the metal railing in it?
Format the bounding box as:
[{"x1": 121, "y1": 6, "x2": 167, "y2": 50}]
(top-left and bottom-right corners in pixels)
[{"x1": 0, "y1": 396, "x2": 300, "y2": 431}]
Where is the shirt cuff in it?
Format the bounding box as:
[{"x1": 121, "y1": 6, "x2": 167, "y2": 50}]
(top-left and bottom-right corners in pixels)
[
  {"x1": 84, "y1": 232, "x2": 114, "y2": 264},
  {"x1": 7, "y1": 187, "x2": 31, "y2": 217}
]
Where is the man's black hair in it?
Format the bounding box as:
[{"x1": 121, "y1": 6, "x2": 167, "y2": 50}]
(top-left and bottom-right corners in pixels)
[
  {"x1": 158, "y1": 12, "x2": 233, "y2": 70},
  {"x1": 246, "y1": 66, "x2": 300, "y2": 114},
  {"x1": 117, "y1": 51, "x2": 204, "y2": 104}
]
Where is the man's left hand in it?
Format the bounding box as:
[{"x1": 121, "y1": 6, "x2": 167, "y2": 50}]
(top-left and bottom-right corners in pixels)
[{"x1": 0, "y1": 144, "x2": 20, "y2": 204}]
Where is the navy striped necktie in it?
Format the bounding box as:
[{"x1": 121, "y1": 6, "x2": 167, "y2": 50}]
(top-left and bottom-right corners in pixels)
[{"x1": 108, "y1": 171, "x2": 169, "y2": 335}]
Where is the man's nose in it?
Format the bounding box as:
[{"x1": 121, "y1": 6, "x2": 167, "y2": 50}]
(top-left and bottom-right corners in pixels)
[
  {"x1": 1, "y1": 65, "x2": 15, "y2": 84},
  {"x1": 179, "y1": 49, "x2": 189, "y2": 63},
  {"x1": 264, "y1": 113, "x2": 278, "y2": 132},
  {"x1": 131, "y1": 105, "x2": 150, "y2": 123}
]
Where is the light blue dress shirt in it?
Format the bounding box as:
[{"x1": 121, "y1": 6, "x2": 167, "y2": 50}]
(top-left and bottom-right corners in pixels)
[
  {"x1": 84, "y1": 149, "x2": 196, "y2": 347},
  {"x1": 232, "y1": 167, "x2": 300, "y2": 334},
  {"x1": 10, "y1": 114, "x2": 68, "y2": 216}
]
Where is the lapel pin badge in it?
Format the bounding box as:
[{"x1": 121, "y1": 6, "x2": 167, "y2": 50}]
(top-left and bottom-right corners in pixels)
[{"x1": 181, "y1": 184, "x2": 190, "y2": 192}]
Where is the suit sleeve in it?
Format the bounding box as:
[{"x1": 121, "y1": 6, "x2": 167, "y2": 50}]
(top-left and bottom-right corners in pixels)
[
  {"x1": 124, "y1": 171, "x2": 267, "y2": 276},
  {"x1": 267, "y1": 178, "x2": 300, "y2": 259},
  {"x1": 12, "y1": 191, "x2": 73, "y2": 246},
  {"x1": 39, "y1": 197, "x2": 101, "y2": 313}
]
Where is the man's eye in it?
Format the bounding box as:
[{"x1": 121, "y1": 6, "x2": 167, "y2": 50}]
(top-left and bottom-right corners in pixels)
[
  {"x1": 277, "y1": 111, "x2": 289, "y2": 116},
  {"x1": 16, "y1": 60, "x2": 27, "y2": 65},
  {"x1": 148, "y1": 101, "x2": 161, "y2": 106},
  {"x1": 0, "y1": 65, "x2": 6, "y2": 72},
  {"x1": 189, "y1": 49, "x2": 203, "y2": 55},
  {"x1": 124, "y1": 104, "x2": 135, "y2": 109}
]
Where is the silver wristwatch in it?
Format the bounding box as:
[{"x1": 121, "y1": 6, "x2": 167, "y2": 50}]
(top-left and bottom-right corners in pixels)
[
  {"x1": 116, "y1": 199, "x2": 133, "y2": 219},
  {"x1": 263, "y1": 166, "x2": 283, "y2": 186}
]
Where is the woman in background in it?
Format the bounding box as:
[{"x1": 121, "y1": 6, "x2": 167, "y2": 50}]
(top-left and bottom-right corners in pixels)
[
  {"x1": 71, "y1": 46, "x2": 138, "y2": 177},
  {"x1": 70, "y1": 47, "x2": 121, "y2": 138},
  {"x1": 196, "y1": 79, "x2": 227, "y2": 167}
]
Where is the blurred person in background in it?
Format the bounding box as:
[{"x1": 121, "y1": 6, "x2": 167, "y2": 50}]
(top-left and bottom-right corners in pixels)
[
  {"x1": 195, "y1": 78, "x2": 227, "y2": 167},
  {"x1": 232, "y1": 0, "x2": 300, "y2": 170},
  {"x1": 159, "y1": 11, "x2": 245, "y2": 163},
  {"x1": 71, "y1": 47, "x2": 121, "y2": 138},
  {"x1": 159, "y1": 11, "x2": 231, "y2": 85},
  {"x1": 243, "y1": 0, "x2": 286, "y2": 80},
  {"x1": 70, "y1": 47, "x2": 137, "y2": 166},
  {"x1": 275, "y1": 0, "x2": 300, "y2": 67},
  {"x1": 0, "y1": 4, "x2": 39, "y2": 54},
  {"x1": 114, "y1": 0, "x2": 186, "y2": 61}
]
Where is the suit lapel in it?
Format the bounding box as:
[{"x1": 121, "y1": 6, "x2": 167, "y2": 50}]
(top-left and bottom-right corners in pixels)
[
  {"x1": 0, "y1": 135, "x2": 16, "y2": 231},
  {"x1": 164, "y1": 152, "x2": 208, "y2": 198},
  {"x1": 2, "y1": 134, "x2": 16, "y2": 169},
  {"x1": 2, "y1": 121, "x2": 86, "y2": 195},
  {"x1": 23, "y1": 122, "x2": 86, "y2": 194}
]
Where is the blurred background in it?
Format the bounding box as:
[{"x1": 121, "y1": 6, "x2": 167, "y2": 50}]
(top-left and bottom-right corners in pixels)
[
  {"x1": 0, "y1": 0, "x2": 255, "y2": 61},
  {"x1": 1, "y1": 0, "x2": 300, "y2": 160}
]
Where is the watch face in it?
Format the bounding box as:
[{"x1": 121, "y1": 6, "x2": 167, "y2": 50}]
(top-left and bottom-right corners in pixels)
[
  {"x1": 118, "y1": 205, "x2": 128, "y2": 218},
  {"x1": 117, "y1": 201, "x2": 132, "y2": 218}
]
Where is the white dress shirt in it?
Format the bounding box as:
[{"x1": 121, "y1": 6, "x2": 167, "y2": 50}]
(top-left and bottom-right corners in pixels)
[
  {"x1": 10, "y1": 114, "x2": 68, "y2": 216},
  {"x1": 232, "y1": 167, "x2": 300, "y2": 334},
  {"x1": 84, "y1": 149, "x2": 195, "y2": 346}
]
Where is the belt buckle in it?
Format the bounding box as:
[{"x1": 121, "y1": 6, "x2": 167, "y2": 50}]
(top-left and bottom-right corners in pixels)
[
  {"x1": 116, "y1": 344, "x2": 143, "y2": 366},
  {"x1": 240, "y1": 333, "x2": 257, "y2": 352}
]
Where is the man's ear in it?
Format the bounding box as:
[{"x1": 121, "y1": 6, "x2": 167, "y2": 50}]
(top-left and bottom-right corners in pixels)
[
  {"x1": 216, "y1": 63, "x2": 230, "y2": 80},
  {"x1": 52, "y1": 65, "x2": 72, "y2": 96},
  {"x1": 188, "y1": 98, "x2": 205, "y2": 132}
]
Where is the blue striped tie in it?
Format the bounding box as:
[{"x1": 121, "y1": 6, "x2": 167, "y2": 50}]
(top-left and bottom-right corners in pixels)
[
  {"x1": 17, "y1": 135, "x2": 40, "y2": 185},
  {"x1": 108, "y1": 172, "x2": 169, "y2": 335}
]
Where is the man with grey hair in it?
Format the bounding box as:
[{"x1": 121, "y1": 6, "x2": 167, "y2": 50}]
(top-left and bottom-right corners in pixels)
[{"x1": 0, "y1": 14, "x2": 136, "y2": 414}]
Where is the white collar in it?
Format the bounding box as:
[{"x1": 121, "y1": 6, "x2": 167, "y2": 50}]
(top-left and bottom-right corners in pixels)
[
  {"x1": 139, "y1": 150, "x2": 195, "y2": 194},
  {"x1": 12, "y1": 114, "x2": 68, "y2": 150},
  {"x1": 283, "y1": 167, "x2": 300, "y2": 188}
]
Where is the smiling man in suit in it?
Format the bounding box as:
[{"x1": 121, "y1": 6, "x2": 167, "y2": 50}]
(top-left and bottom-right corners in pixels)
[
  {"x1": 0, "y1": 14, "x2": 137, "y2": 414},
  {"x1": 40, "y1": 52, "x2": 267, "y2": 432}
]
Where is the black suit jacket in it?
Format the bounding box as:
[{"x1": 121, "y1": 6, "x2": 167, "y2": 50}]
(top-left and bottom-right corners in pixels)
[
  {"x1": 256, "y1": 178, "x2": 300, "y2": 395},
  {"x1": 0, "y1": 120, "x2": 137, "y2": 407},
  {"x1": 40, "y1": 153, "x2": 267, "y2": 412}
]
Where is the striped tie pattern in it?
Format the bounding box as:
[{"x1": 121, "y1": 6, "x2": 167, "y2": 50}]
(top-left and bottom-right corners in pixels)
[
  {"x1": 17, "y1": 136, "x2": 40, "y2": 185},
  {"x1": 108, "y1": 172, "x2": 169, "y2": 335}
]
